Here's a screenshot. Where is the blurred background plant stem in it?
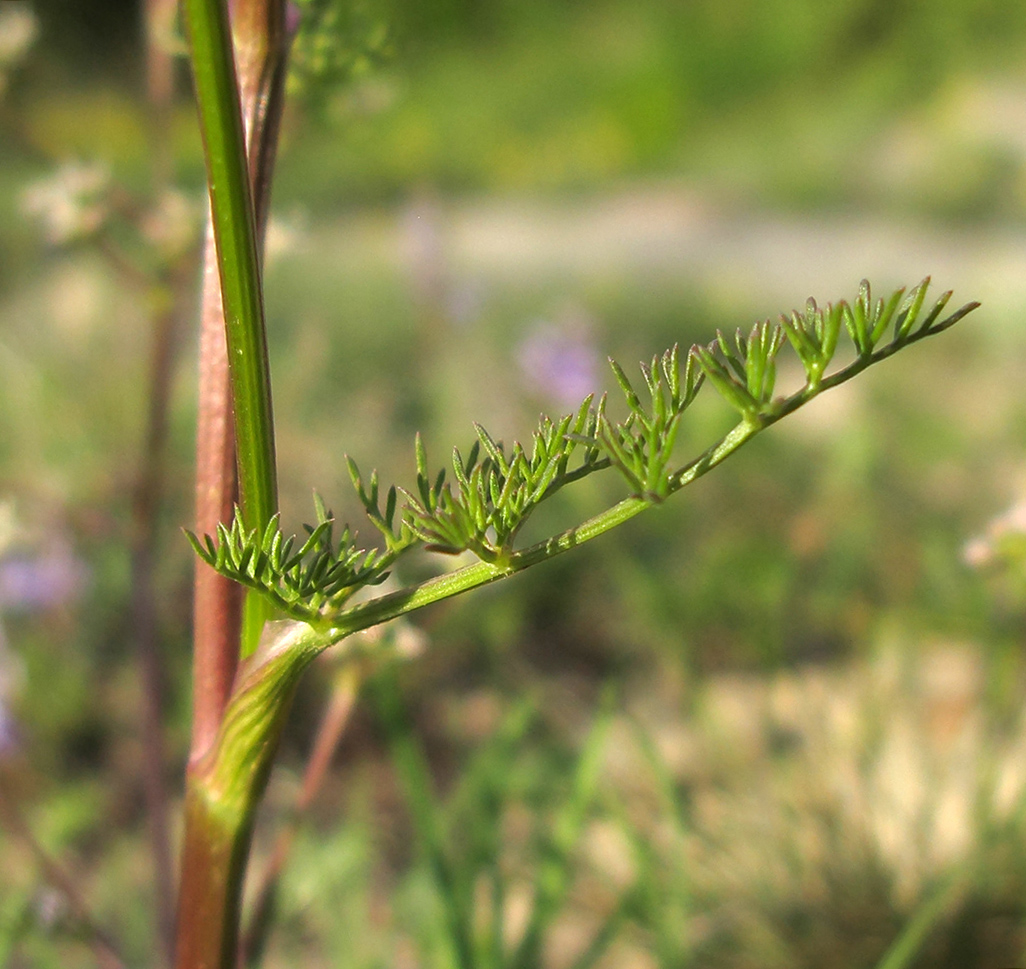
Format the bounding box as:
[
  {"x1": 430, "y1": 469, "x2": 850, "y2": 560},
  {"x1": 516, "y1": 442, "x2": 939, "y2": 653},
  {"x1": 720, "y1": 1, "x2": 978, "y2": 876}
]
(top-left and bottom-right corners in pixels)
[{"x1": 126, "y1": 2, "x2": 198, "y2": 960}]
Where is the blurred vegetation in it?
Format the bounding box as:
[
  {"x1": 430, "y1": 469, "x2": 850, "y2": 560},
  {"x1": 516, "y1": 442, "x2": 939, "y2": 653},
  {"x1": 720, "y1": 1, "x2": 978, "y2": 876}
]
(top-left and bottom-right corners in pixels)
[{"x1": 3, "y1": 0, "x2": 1026, "y2": 966}]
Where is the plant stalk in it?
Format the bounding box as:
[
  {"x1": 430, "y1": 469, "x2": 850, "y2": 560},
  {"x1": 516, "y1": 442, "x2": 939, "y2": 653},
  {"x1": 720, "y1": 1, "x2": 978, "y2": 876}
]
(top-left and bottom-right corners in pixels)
[
  {"x1": 185, "y1": 0, "x2": 281, "y2": 670},
  {"x1": 192, "y1": 226, "x2": 246, "y2": 762},
  {"x1": 180, "y1": 1, "x2": 289, "y2": 967},
  {"x1": 131, "y1": 5, "x2": 192, "y2": 956},
  {"x1": 185, "y1": 0, "x2": 277, "y2": 531},
  {"x1": 188, "y1": 0, "x2": 288, "y2": 755},
  {"x1": 175, "y1": 628, "x2": 326, "y2": 969}
]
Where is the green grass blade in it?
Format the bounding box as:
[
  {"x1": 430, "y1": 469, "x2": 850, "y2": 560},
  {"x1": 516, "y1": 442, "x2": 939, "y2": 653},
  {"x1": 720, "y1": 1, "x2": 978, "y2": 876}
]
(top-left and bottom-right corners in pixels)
[
  {"x1": 509, "y1": 694, "x2": 614, "y2": 969},
  {"x1": 373, "y1": 669, "x2": 476, "y2": 969},
  {"x1": 873, "y1": 868, "x2": 967, "y2": 969}
]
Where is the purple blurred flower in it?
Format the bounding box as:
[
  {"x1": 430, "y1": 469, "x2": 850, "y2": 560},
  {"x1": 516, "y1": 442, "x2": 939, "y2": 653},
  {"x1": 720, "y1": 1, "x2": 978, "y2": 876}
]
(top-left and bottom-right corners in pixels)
[
  {"x1": 0, "y1": 544, "x2": 87, "y2": 612},
  {"x1": 0, "y1": 522, "x2": 83, "y2": 763},
  {"x1": 517, "y1": 310, "x2": 601, "y2": 411},
  {"x1": 286, "y1": 1, "x2": 303, "y2": 36},
  {"x1": 0, "y1": 697, "x2": 19, "y2": 758},
  {"x1": 0, "y1": 620, "x2": 23, "y2": 760}
]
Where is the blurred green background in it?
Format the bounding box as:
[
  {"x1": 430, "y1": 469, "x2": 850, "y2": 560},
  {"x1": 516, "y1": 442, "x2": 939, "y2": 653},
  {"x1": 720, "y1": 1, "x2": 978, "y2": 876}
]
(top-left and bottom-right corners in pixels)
[{"x1": 4, "y1": 0, "x2": 1026, "y2": 966}]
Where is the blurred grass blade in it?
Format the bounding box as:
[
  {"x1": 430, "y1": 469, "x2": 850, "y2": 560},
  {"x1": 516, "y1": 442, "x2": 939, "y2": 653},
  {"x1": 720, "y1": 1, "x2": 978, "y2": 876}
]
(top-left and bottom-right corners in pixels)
[
  {"x1": 372, "y1": 668, "x2": 475, "y2": 969},
  {"x1": 450, "y1": 699, "x2": 537, "y2": 969},
  {"x1": 509, "y1": 692, "x2": 615, "y2": 969},
  {"x1": 0, "y1": 890, "x2": 32, "y2": 967},
  {"x1": 567, "y1": 887, "x2": 635, "y2": 969},
  {"x1": 873, "y1": 868, "x2": 968, "y2": 969},
  {"x1": 624, "y1": 721, "x2": 693, "y2": 965}
]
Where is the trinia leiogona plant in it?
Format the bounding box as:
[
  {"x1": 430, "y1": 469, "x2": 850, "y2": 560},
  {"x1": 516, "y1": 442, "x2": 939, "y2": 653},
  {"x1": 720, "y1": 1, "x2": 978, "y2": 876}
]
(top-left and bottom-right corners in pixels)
[{"x1": 171, "y1": 0, "x2": 980, "y2": 966}]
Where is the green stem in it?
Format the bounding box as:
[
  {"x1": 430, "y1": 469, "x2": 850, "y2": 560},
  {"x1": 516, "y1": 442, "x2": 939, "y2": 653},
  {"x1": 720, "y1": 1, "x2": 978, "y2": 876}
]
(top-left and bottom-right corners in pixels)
[
  {"x1": 175, "y1": 626, "x2": 322, "y2": 969},
  {"x1": 184, "y1": 0, "x2": 278, "y2": 548},
  {"x1": 174, "y1": 781, "x2": 251, "y2": 969},
  {"x1": 179, "y1": 1, "x2": 284, "y2": 966}
]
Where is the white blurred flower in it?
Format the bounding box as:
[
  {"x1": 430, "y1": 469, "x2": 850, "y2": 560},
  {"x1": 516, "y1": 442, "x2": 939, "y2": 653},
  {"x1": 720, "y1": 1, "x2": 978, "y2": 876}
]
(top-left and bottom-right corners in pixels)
[
  {"x1": 963, "y1": 496, "x2": 1026, "y2": 567},
  {"x1": 20, "y1": 161, "x2": 111, "y2": 245},
  {"x1": 34, "y1": 887, "x2": 66, "y2": 929},
  {"x1": 265, "y1": 211, "x2": 307, "y2": 264},
  {"x1": 141, "y1": 188, "x2": 201, "y2": 262},
  {"x1": 0, "y1": 4, "x2": 37, "y2": 69}
]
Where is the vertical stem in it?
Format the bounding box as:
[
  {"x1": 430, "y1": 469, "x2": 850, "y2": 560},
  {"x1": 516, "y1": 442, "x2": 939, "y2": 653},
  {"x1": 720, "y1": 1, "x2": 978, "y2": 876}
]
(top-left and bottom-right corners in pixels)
[
  {"x1": 188, "y1": 0, "x2": 289, "y2": 757},
  {"x1": 231, "y1": 0, "x2": 290, "y2": 231},
  {"x1": 191, "y1": 226, "x2": 244, "y2": 760},
  {"x1": 231, "y1": 0, "x2": 291, "y2": 659},
  {"x1": 129, "y1": 5, "x2": 188, "y2": 958},
  {"x1": 184, "y1": 0, "x2": 278, "y2": 546},
  {"x1": 174, "y1": 781, "x2": 253, "y2": 969},
  {"x1": 180, "y1": 1, "x2": 291, "y2": 967},
  {"x1": 176, "y1": 631, "x2": 321, "y2": 969},
  {"x1": 129, "y1": 293, "x2": 179, "y2": 964}
]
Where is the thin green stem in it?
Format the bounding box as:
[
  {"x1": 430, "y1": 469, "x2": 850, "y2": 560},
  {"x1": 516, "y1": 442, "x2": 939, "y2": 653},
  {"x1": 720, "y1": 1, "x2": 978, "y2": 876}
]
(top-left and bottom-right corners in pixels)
[
  {"x1": 185, "y1": 0, "x2": 280, "y2": 659},
  {"x1": 873, "y1": 867, "x2": 968, "y2": 969},
  {"x1": 184, "y1": 0, "x2": 278, "y2": 546}
]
